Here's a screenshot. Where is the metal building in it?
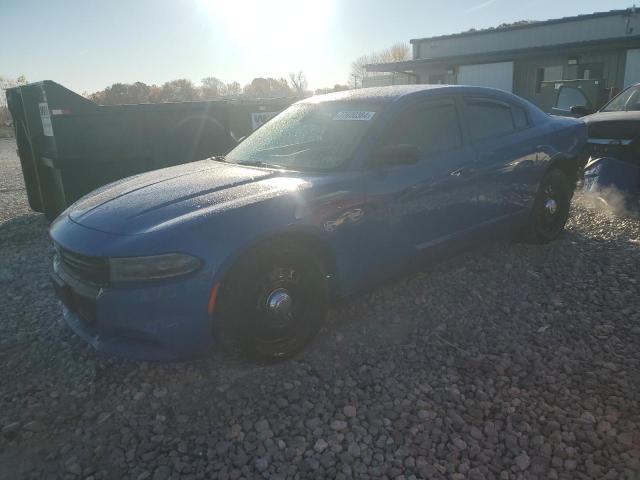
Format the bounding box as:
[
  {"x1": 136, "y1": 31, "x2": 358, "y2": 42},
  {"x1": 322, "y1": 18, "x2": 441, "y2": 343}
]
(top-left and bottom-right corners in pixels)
[{"x1": 365, "y1": 8, "x2": 640, "y2": 112}]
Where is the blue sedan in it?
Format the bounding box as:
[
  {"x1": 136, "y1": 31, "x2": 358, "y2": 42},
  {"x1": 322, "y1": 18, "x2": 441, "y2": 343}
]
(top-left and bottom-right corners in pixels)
[{"x1": 50, "y1": 86, "x2": 587, "y2": 362}]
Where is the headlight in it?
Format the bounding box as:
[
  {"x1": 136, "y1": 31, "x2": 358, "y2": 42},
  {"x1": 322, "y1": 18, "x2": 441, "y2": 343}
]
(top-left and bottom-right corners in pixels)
[{"x1": 109, "y1": 253, "x2": 202, "y2": 283}]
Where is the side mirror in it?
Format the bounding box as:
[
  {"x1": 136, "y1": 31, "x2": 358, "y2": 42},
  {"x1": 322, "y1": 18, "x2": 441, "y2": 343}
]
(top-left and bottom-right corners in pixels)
[
  {"x1": 569, "y1": 105, "x2": 593, "y2": 117},
  {"x1": 371, "y1": 144, "x2": 421, "y2": 167}
]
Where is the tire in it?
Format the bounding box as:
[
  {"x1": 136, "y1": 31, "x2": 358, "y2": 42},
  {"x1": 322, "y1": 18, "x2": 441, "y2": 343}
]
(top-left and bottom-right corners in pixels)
[
  {"x1": 525, "y1": 168, "x2": 572, "y2": 244},
  {"x1": 216, "y1": 241, "x2": 328, "y2": 363}
]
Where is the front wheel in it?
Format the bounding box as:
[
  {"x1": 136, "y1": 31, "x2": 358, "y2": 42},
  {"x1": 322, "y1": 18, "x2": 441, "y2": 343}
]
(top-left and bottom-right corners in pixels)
[
  {"x1": 525, "y1": 168, "x2": 572, "y2": 243},
  {"x1": 216, "y1": 242, "x2": 328, "y2": 363}
]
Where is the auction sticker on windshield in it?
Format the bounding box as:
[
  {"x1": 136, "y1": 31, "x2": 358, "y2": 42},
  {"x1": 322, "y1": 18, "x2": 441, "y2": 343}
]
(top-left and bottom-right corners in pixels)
[{"x1": 333, "y1": 111, "x2": 376, "y2": 121}]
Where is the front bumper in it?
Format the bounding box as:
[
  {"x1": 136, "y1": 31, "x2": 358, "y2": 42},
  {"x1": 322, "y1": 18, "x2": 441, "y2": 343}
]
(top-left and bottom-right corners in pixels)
[
  {"x1": 583, "y1": 156, "x2": 640, "y2": 212},
  {"x1": 52, "y1": 263, "x2": 216, "y2": 361}
]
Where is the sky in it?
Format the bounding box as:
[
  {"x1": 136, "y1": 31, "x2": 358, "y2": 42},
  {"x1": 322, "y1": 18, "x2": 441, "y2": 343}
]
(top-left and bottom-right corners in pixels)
[{"x1": 1, "y1": 0, "x2": 635, "y2": 94}]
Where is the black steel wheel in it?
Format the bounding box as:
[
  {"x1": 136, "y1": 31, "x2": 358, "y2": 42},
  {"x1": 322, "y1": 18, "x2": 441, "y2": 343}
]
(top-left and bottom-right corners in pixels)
[
  {"x1": 526, "y1": 168, "x2": 572, "y2": 243},
  {"x1": 217, "y1": 241, "x2": 328, "y2": 363}
]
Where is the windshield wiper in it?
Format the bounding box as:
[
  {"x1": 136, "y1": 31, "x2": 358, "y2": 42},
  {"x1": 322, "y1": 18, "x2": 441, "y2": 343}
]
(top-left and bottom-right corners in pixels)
[
  {"x1": 240, "y1": 160, "x2": 290, "y2": 170},
  {"x1": 210, "y1": 155, "x2": 227, "y2": 163}
]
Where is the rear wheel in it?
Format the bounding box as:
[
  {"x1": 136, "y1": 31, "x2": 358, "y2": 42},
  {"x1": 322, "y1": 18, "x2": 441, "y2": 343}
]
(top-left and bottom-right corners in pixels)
[
  {"x1": 525, "y1": 168, "x2": 572, "y2": 243},
  {"x1": 217, "y1": 242, "x2": 328, "y2": 363}
]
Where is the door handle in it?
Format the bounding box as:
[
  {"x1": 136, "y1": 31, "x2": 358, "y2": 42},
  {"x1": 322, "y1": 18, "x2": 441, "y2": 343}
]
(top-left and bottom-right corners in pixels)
[{"x1": 450, "y1": 168, "x2": 464, "y2": 177}]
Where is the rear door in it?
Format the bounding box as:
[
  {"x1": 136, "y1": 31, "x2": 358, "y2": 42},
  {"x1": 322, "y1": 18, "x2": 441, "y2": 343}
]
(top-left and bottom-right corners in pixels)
[{"x1": 462, "y1": 96, "x2": 539, "y2": 225}]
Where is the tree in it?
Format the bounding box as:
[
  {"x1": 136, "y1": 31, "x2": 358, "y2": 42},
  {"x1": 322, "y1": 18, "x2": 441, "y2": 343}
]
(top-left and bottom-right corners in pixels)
[
  {"x1": 157, "y1": 79, "x2": 199, "y2": 102},
  {"x1": 243, "y1": 77, "x2": 292, "y2": 98},
  {"x1": 90, "y1": 82, "x2": 151, "y2": 105},
  {"x1": 376, "y1": 42, "x2": 411, "y2": 63},
  {"x1": 289, "y1": 71, "x2": 308, "y2": 98},
  {"x1": 350, "y1": 42, "x2": 412, "y2": 87},
  {"x1": 350, "y1": 54, "x2": 373, "y2": 88},
  {"x1": 1, "y1": 75, "x2": 28, "y2": 125},
  {"x1": 0, "y1": 75, "x2": 27, "y2": 108},
  {"x1": 224, "y1": 81, "x2": 241, "y2": 96},
  {"x1": 200, "y1": 76, "x2": 224, "y2": 99}
]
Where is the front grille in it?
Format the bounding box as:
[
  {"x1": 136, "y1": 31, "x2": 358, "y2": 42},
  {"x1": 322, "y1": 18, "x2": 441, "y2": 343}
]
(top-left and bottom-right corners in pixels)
[{"x1": 57, "y1": 246, "x2": 109, "y2": 285}]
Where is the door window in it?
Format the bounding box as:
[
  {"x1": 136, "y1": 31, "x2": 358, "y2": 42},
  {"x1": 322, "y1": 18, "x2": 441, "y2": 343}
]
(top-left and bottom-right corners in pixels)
[
  {"x1": 464, "y1": 97, "x2": 515, "y2": 142},
  {"x1": 384, "y1": 99, "x2": 462, "y2": 156},
  {"x1": 512, "y1": 105, "x2": 529, "y2": 129}
]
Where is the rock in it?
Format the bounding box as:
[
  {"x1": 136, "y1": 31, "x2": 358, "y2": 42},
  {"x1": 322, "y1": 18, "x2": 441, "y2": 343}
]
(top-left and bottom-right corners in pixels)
[
  {"x1": 0, "y1": 268, "x2": 14, "y2": 283},
  {"x1": 331, "y1": 420, "x2": 347, "y2": 431},
  {"x1": 152, "y1": 388, "x2": 167, "y2": 399},
  {"x1": 452, "y1": 438, "x2": 467, "y2": 450},
  {"x1": 348, "y1": 443, "x2": 361, "y2": 457},
  {"x1": 255, "y1": 457, "x2": 269, "y2": 472},
  {"x1": 314, "y1": 439, "x2": 328, "y2": 452},
  {"x1": 343, "y1": 405, "x2": 357, "y2": 418},
  {"x1": 152, "y1": 465, "x2": 171, "y2": 480},
  {"x1": 515, "y1": 453, "x2": 531, "y2": 471},
  {"x1": 616, "y1": 432, "x2": 633, "y2": 447},
  {"x1": 97, "y1": 412, "x2": 111, "y2": 424},
  {"x1": 23, "y1": 421, "x2": 46, "y2": 432},
  {"x1": 2, "y1": 422, "x2": 20, "y2": 437},
  {"x1": 255, "y1": 419, "x2": 270, "y2": 432}
]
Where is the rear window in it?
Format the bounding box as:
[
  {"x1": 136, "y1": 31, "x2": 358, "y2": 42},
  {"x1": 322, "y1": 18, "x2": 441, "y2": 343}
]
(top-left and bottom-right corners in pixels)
[
  {"x1": 464, "y1": 97, "x2": 515, "y2": 142},
  {"x1": 555, "y1": 86, "x2": 590, "y2": 111}
]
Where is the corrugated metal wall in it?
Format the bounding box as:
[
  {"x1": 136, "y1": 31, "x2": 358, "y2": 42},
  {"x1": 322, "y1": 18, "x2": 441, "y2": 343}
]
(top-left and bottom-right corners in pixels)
[{"x1": 415, "y1": 12, "x2": 640, "y2": 60}]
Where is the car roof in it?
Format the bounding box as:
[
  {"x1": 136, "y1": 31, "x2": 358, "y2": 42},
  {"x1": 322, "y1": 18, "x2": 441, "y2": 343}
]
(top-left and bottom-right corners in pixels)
[
  {"x1": 303, "y1": 84, "x2": 526, "y2": 105},
  {"x1": 301, "y1": 84, "x2": 549, "y2": 125}
]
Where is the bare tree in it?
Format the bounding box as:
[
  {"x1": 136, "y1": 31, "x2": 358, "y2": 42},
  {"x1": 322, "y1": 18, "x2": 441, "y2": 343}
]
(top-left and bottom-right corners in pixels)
[
  {"x1": 200, "y1": 76, "x2": 224, "y2": 99},
  {"x1": 376, "y1": 42, "x2": 411, "y2": 63},
  {"x1": 350, "y1": 54, "x2": 374, "y2": 88},
  {"x1": 288, "y1": 71, "x2": 308, "y2": 98},
  {"x1": 350, "y1": 42, "x2": 412, "y2": 87},
  {"x1": 224, "y1": 81, "x2": 241, "y2": 96},
  {"x1": 289, "y1": 71, "x2": 307, "y2": 97},
  {"x1": 1, "y1": 75, "x2": 27, "y2": 125}
]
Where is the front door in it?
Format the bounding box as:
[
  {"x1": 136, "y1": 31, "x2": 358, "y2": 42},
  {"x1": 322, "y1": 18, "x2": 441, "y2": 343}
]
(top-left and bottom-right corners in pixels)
[{"x1": 362, "y1": 96, "x2": 478, "y2": 282}]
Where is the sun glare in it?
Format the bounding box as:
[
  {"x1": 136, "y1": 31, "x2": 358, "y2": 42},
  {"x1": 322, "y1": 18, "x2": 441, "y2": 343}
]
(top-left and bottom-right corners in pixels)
[{"x1": 200, "y1": 0, "x2": 332, "y2": 69}]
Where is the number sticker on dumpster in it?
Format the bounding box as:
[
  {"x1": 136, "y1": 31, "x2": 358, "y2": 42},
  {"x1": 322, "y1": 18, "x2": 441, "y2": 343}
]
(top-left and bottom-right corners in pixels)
[
  {"x1": 251, "y1": 112, "x2": 278, "y2": 130},
  {"x1": 39, "y1": 103, "x2": 54, "y2": 137},
  {"x1": 333, "y1": 111, "x2": 376, "y2": 121}
]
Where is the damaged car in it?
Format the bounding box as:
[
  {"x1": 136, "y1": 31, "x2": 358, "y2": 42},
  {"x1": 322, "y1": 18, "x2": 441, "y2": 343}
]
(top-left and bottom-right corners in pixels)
[
  {"x1": 582, "y1": 83, "x2": 640, "y2": 213},
  {"x1": 50, "y1": 85, "x2": 587, "y2": 362}
]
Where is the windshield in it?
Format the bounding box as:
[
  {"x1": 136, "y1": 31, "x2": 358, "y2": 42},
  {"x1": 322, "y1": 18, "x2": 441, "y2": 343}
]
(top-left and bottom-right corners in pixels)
[
  {"x1": 226, "y1": 102, "x2": 381, "y2": 171},
  {"x1": 602, "y1": 86, "x2": 640, "y2": 112}
]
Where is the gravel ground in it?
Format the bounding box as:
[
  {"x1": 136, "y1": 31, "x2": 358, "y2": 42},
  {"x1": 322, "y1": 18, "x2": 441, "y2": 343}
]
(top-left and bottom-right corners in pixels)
[{"x1": 1, "y1": 137, "x2": 639, "y2": 480}]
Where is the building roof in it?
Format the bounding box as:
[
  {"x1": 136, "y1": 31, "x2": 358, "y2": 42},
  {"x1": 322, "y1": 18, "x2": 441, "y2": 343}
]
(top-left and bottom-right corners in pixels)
[
  {"x1": 409, "y1": 7, "x2": 637, "y2": 44},
  {"x1": 366, "y1": 7, "x2": 640, "y2": 73}
]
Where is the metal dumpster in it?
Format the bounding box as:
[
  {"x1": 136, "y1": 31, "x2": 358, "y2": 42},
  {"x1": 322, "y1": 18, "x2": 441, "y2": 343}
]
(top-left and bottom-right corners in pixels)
[{"x1": 6, "y1": 80, "x2": 292, "y2": 220}]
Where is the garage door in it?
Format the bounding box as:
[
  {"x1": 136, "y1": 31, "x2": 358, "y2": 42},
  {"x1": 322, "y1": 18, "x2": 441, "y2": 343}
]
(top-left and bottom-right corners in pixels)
[
  {"x1": 624, "y1": 49, "x2": 640, "y2": 87},
  {"x1": 457, "y1": 62, "x2": 514, "y2": 92}
]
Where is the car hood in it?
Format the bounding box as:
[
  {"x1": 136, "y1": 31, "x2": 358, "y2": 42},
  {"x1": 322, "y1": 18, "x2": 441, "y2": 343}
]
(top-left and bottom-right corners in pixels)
[
  {"x1": 65, "y1": 160, "x2": 310, "y2": 235},
  {"x1": 585, "y1": 111, "x2": 640, "y2": 124},
  {"x1": 583, "y1": 111, "x2": 640, "y2": 139}
]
